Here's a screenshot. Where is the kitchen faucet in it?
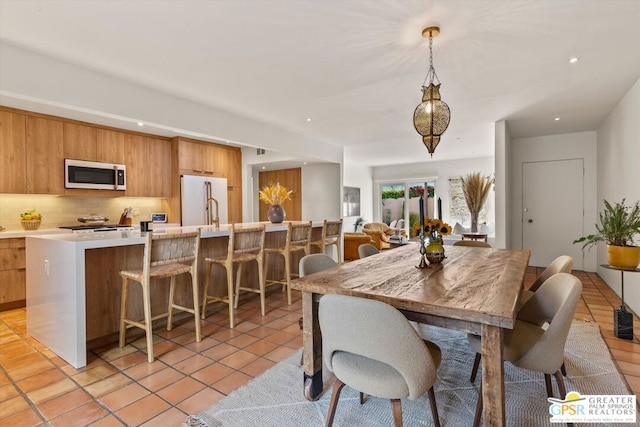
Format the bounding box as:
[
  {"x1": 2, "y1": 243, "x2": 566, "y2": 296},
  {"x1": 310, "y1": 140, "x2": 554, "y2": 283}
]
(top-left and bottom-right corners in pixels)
[{"x1": 205, "y1": 181, "x2": 220, "y2": 229}]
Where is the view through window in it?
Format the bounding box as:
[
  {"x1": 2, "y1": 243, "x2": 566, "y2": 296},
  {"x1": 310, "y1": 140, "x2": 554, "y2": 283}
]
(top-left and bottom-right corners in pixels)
[{"x1": 380, "y1": 180, "x2": 436, "y2": 237}]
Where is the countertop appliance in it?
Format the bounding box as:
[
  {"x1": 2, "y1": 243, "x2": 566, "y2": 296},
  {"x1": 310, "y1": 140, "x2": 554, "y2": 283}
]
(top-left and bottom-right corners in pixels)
[
  {"x1": 181, "y1": 175, "x2": 228, "y2": 227},
  {"x1": 65, "y1": 159, "x2": 126, "y2": 191},
  {"x1": 59, "y1": 224, "x2": 133, "y2": 231}
]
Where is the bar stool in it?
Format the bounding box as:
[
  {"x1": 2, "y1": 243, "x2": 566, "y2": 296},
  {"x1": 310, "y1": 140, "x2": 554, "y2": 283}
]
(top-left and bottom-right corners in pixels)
[
  {"x1": 119, "y1": 230, "x2": 202, "y2": 363},
  {"x1": 311, "y1": 219, "x2": 343, "y2": 263},
  {"x1": 264, "y1": 221, "x2": 313, "y2": 305},
  {"x1": 201, "y1": 224, "x2": 266, "y2": 328}
]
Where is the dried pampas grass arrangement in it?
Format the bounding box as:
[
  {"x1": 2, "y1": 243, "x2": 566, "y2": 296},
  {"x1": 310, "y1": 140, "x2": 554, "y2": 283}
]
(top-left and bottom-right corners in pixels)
[{"x1": 461, "y1": 172, "x2": 494, "y2": 232}]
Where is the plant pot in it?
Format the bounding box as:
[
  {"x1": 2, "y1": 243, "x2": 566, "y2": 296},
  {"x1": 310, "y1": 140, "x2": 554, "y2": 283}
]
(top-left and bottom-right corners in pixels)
[
  {"x1": 607, "y1": 245, "x2": 640, "y2": 269},
  {"x1": 267, "y1": 205, "x2": 286, "y2": 223}
]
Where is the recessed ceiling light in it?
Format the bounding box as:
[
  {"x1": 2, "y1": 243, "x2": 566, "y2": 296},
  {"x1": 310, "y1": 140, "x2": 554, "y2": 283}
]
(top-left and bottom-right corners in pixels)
[
  {"x1": 306, "y1": 118, "x2": 312, "y2": 122},
  {"x1": 555, "y1": 117, "x2": 560, "y2": 121},
  {"x1": 137, "y1": 122, "x2": 144, "y2": 126},
  {"x1": 569, "y1": 57, "x2": 579, "y2": 64},
  {"x1": 261, "y1": 166, "x2": 266, "y2": 170},
  {"x1": 303, "y1": 162, "x2": 307, "y2": 165}
]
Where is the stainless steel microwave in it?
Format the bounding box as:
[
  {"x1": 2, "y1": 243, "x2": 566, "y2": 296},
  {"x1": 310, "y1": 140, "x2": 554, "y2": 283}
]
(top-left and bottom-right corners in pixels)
[{"x1": 64, "y1": 159, "x2": 126, "y2": 190}]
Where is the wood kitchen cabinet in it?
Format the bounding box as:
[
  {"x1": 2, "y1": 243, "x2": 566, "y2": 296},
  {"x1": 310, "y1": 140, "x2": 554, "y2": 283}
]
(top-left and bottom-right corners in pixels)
[
  {"x1": 0, "y1": 238, "x2": 26, "y2": 311},
  {"x1": 125, "y1": 135, "x2": 172, "y2": 197},
  {"x1": 0, "y1": 111, "x2": 27, "y2": 194},
  {"x1": 178, "y1": 138, "x2": 223, "y2": 177},
  {"x1": 96, "y1": 128, "x2": 125, "y2": 164},
  {"x1": 26, "y1": 116, "x2": 65, "y2": 194},
  {"x1": 63, "y1": 122, "x2": 97, "y2": 161},
  {"x1": 149, "y1": 137, "x2": 172, "y2": 198}
]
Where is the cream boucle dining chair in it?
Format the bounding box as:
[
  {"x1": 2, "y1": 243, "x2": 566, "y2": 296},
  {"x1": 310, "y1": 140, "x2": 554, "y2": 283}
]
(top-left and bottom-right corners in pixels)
[
  {"x1": 319, "y1": 294, "x2": 442, "y2": 427},
  {"x1": 520, "y1": 255, "x2": 573, "y2": 305},
  {"x1": 299, "y1": 253, "x2": 338, "y2": 277},
  {"x1": 467, "y1": 272, "x2": 582, "y2": 427},
  {"x1": 358, "y1": 243, "x2": 379, "y2": 259}
]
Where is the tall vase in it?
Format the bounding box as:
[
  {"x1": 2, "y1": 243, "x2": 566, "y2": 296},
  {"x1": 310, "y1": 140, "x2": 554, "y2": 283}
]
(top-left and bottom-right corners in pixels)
[
  {"x1": 470, "y1": 212, "x2": 479, "y2": 233},
  {"x1": 425, "y1": 237, "x2": 446, "y2": 264},
  {"x1": 267, "y1": 204, "x2": 286, "y2": 223}
]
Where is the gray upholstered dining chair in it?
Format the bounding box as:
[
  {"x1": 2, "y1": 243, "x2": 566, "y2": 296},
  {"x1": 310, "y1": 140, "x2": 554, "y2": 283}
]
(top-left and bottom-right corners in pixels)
[
  {"x1": 467, "y1": 272, "x2": 582, "y2": 427},
  {"x1": 299, "y1": 253, "x2": 338, "y2": 277},
  {"x1": 452, "y1": 240, "x2": 492, "y2": 248},
  {"x1": 520, "y1": 255, "x2": 573, "y2": 305},
  {"x1": 358, "y1": 243, "x2": 379, "y2": 259},
  {"x1": 319, "y1": 294, "x2": 442, "y2": 427}
]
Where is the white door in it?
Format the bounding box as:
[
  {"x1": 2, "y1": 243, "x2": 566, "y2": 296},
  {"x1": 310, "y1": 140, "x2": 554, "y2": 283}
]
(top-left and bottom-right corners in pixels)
[{"x1": 522, "y1": 159, "x2": 584, "y2": 269}]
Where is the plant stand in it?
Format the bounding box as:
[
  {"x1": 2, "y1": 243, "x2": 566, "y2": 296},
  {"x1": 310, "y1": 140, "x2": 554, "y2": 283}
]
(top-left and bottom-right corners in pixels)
[{"x1": 602, "y1": 264, "x2": 640, "y2": 340}]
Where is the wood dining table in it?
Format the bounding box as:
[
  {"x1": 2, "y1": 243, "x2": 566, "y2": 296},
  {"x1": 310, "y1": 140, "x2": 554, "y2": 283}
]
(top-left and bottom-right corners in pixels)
[{"x1": 291, "y1": 243, "x2": 530, "y2": 427}]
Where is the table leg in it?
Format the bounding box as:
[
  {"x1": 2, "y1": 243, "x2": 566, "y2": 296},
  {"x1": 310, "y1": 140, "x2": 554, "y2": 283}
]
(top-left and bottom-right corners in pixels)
[
  {"x1": 302, "y1": 291, "x2": 323, "y2": 400},
  {"x1": 481, "y1": 324, "x2": 505, "y2": 426}
]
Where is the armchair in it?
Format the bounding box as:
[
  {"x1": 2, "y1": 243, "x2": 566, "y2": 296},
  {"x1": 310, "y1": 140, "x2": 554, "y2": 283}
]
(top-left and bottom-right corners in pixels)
[{"x1": 362, "y1": 223, "x2": 407, "y2": 250}]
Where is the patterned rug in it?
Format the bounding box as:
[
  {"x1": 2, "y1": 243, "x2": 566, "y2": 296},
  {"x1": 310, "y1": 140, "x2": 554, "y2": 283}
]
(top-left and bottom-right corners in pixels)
[{"x1": 185, "y1": 320, "x2": 633, "y2": 426}]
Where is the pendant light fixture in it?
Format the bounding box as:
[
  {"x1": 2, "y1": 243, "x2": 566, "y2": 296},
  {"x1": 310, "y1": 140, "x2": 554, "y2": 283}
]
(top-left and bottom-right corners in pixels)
[{"x1": 413, "y1": 26, "x2": 450, "y2": 157}]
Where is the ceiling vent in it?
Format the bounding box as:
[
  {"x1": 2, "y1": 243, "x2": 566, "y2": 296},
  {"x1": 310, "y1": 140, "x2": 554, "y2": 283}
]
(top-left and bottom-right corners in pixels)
[{"x1": 257, "y1": 148, "x2": 266, "y2": 155}]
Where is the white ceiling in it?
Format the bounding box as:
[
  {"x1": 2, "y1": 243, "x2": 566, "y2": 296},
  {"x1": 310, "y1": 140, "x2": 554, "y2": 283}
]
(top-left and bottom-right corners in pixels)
[{"x1": 1, "y1": 0, "x2": 639, "y2": 166}]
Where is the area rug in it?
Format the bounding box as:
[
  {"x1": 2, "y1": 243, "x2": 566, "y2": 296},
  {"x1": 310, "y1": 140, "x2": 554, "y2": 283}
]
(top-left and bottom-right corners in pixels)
[{"x1": 185, "y1": 320, "x2": 632, "y2": 426}]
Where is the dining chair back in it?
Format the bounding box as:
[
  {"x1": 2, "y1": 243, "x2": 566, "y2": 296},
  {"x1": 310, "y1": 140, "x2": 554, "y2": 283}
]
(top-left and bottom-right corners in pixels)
[
  {"x1": 119, "y1": 229, "x2": 202, "y2": 362},
  {"x1": 319, "y1": 294, "x2": 441, "y2": 427},
  {"x1": 358, "y1": 243, "x2": 379, "y2": 258},
  {"x1": 311, "y1": 219, "x2": 343, "y2": 263},
  {"x1": 201, "y1": 224, "x2": 266, "y2": 328},
  {"x1": 299, "y1": 253, "x2": 338, "y2": 277},
  {"x1": 529, "y1": 255, "x2": 574, "y2": 293},
  {"x1": 264, "y1": 221, "x2": 313, "y2": 305},
  {"x1": 453, "y1": 240, "x2": 492, "y2": 248}
]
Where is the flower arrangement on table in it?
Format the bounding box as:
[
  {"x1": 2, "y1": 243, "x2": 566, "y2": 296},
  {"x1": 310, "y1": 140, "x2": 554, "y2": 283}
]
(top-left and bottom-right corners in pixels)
[
  {"x1": 422, "y1": 218, "x2": 452, "y2": 243},
  {"x1": 258, "y1": 183, "x2": 293, "y2": 223}
]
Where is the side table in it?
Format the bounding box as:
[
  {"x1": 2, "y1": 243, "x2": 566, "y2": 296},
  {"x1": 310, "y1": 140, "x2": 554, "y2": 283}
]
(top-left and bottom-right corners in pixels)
[
  {"x1": 461, "y1": 232, "x2": 488, "y2": 242},
  {"x1": 601, "y1": 264, "x2": 640, "y2": 340}
]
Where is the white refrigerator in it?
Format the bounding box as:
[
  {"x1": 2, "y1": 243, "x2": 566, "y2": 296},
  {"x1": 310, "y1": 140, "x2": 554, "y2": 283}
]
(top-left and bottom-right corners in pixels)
[{"x1": 181, "y1": 175, "x2": 229, "y2": 226}]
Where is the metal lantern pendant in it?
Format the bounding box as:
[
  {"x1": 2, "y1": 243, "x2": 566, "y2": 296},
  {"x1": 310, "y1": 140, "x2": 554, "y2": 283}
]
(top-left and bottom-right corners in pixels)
[{"x1": 413, "y1": 26, "x2": 450, "y2": 157}]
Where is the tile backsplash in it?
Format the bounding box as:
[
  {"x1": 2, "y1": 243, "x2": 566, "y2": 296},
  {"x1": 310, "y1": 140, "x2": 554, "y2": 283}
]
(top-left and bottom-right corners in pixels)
[{"x1": 0, "y1": 195, "x2": 165, "y2": 230}]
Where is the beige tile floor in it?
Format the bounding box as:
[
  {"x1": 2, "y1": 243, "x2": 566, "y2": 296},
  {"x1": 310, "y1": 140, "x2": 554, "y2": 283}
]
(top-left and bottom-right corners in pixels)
[{"x1": 0, "y1": 268, "x2": 638, "y2": 426}]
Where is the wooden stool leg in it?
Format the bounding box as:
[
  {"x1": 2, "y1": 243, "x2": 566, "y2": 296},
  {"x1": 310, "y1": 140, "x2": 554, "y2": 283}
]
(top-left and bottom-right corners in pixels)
[
  {"x1": 191, "y1": 271, "x2": 202, "y2": 342},
  {"x1": 233, "y1": 263, "x2": 243, "y2": 310},
  {"x1": 201, "y1": 262, "x2": 213, "y2": 319},
  {"x1": 228, "y1": 263, "x2": 236, "y2": 328},
  {"x1": 257, "y1": 256, "x2": 266, "y2": 316},
  {"x1": 167, "y1": 276, "x2": 176, "y2": 331},
  {"x1": 264, "y1": 252, "x2": 270, "y2": 285},
  {"x1": 284, "y1": 252, "x2": 292, "y2": 305},
  {"x1": 141, "y1": 282, "x2": 154, "y2": 363},
  {"x1": 119, "y1": 277, "x2": 129, "y2": 347}
]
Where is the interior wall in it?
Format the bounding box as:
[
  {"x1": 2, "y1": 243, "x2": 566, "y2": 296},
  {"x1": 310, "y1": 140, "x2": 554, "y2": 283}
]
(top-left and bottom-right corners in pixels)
[
  {"x1": 301, "y1": 164, "x2": 341, "y2": 223},
  {"x1": 596, "y1": 76, "x2": 640, "y2": 315},
  {"x1": 343, "y1": 161, "x2": 373, "y2": 233},
  {"x1": 509, "y1": 131, "x2": 598, "y2": 270},
  {"x1": 495, "y1": 120, "x2": 508, "y2": 248},
  {"x1": 372, "y1": 157, "x2": 495, "y2": 233}
]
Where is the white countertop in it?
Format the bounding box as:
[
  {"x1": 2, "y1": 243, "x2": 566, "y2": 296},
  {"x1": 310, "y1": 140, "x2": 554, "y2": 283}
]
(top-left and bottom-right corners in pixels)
[{"x1": 22, "y1": 221, "x2": 322, "y2": 248}]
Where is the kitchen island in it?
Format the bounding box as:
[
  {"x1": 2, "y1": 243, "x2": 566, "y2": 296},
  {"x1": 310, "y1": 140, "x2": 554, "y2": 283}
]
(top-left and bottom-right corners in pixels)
[{"x1": 26, "y1": 222, "x2": 323, "y2": 368}]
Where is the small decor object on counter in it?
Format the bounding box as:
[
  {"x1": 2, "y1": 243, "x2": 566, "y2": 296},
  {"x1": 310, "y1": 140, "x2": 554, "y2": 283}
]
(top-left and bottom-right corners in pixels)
[
  {"x1": 20, "y1": 209, "x2": 42, "y2": 230},
  {"x1": 77, "y1": 214, "x2": 108, "y2": 226},
  {"x1": 259, "y1": 182, "x2": 292, "y2": 224},
  {"x1": 423, "y1": 218, "x2": 452, "y2": 264},
  {"x1": 574, "y1": 199, "x2": 640, "y2": 269}
]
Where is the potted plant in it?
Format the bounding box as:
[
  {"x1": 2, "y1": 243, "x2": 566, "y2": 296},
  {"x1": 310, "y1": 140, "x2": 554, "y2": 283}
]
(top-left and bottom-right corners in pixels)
[
  {"x1": 574, "y1": 199, "x2": 640, "y2": 269},
  {"x1": 461, "y1": 172, "x2": 493, "y2": 233}
]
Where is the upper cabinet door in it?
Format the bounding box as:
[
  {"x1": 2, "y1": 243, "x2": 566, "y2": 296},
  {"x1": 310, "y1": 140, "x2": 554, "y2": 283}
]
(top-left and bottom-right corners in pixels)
[
  {"x1": 124, "y1": 134, "x2": 150, "y2": 197},
  {"x1": 0, "y1": 111, "x2": 27, "y2": 194},
  {"x1": 26, "y1": 116, "x2": 64, "y2": 194},
  {"x1": 63, "y1": 123, "x2": 97, "y2": 161},
  {"x1": 96, "y1": 129, "x2": 125, "y2": 164},
  {"x1": 148, "y1": 137, "x2": 172, "y2": 198}
]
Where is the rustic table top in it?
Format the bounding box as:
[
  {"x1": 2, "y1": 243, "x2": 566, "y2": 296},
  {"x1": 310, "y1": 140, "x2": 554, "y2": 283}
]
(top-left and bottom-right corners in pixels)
[{"x1": 292, "y1": 243, "x2": 530, "y2": 329}]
